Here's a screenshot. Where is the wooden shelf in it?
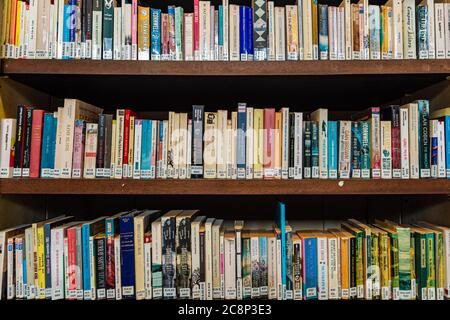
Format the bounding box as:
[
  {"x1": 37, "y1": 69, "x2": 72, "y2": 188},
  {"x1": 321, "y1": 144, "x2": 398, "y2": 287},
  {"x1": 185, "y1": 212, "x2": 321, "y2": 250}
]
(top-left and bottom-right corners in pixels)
[
  {"x1": 3, "y1": 59, "x2": 450, "y2": 76},
  {"x1": 0, "y1": 179, "x2": 448, "y2": 195}
]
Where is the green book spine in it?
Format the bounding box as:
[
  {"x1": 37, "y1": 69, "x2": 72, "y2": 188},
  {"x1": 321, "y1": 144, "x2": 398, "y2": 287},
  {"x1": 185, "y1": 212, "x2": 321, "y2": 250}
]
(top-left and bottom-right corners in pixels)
[
  {"x1": 398, "y1": 227, "x2": 412, "y2": 300},
  {"x1": 175, "y1": 7, "x2": 183, "y2": 60},
  {"x1": 355, "y1": 232, "x2": 364, "y2": 299},
  {"x1": 390, "y1": 232, "x2": 400, "y2": 299},
  {"x1": 426, "y1": 233, "x2": 436, "y2": 299},
  {"x1": 435, "y1": 232, "x2": 445, "y2": 300},
  {"x1": 102, "y1": 0, "x2": 114, "y2": 59},
  {"x1": 415, "y1": 232, "x2": 427, "y2": 300}
]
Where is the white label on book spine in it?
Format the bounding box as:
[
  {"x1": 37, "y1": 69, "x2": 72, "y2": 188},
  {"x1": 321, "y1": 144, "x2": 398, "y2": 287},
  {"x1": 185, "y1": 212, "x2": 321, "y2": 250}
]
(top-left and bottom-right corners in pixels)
[
  {"x1": 163, "y1": 288, "x2": 176, "y2": 298},
  {"x1": 122, "y1": 286, "x2": 134, "y2": 296},
  {"x1": 153, "y1": 288, "x2": 162, "y2": 299},
  {"x1": 179, "y1": 288, "x2": 191, "y2": 299},
  {"x1": 107, "y1": 289, "x2": 115, "y2": 300},
  {"x1": 97, "y1": 289, "x2": 106, "y2": 300}
]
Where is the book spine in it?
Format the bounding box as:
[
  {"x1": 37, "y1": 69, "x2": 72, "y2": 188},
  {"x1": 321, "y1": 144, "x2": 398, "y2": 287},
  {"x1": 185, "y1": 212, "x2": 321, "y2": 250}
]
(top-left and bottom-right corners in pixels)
[
  {"x1": 418, "y1": 100, "x2": 430, "y2": 178},
  {"x1": 381, "y1": 121, "x2": 392, "y2": 179},
  {"x1": 144, "y1": 234, "x2": 152, "y2": 299},
  {"x1": 319, "y1": 4, "x2": 328, "y2": 60},
  {"x1": 263, "y1": 108, "x2": 275, "y2": 178},
  {"x1": 311, "y1": 121, "x2": 319, "y2": 178},
  {"x1": 237, "y1": 103, "x2": 246, "y2": 179},
  {"x1": 92, "y1": 0, "x2": 102, "y2": 59},
  {"x1": 245, "y1": 108, "x2": 254, "y2": 179},
  {"x1": 114, "y1": 235, "x2": 122, "y2": 300},
  {"x1": 431, "y1": 120, "x2": 439, "y2": 178},
  {"x1": 294, "y1": 113, "x2": 303, "y2": 179},
  {"x1": 13, "y1": 106, "x2": 25, "y2": 177},
  {"x1": 403, "y1": 0, "x2": 416, "y2": 59},
  {"x1": 416, "y1": 5, "x2": 428, "y2": 59},
  {"x1": 303, "y1": 121, "x2": 312, "y2": 178},
  {"x1": 281, "y1": 108, "x2": 289, "y2": 179},
  {"x1": 102, "y1": 0, "x2": 113, "y2": 59},
  {"x1": 162, "y1": 217, "x2": 177, "y2": 299},
  {"x1": 328, "y1": 121, "x2": 338, "y2": 179},
  {"x1": 360, "y1": 121, "x2": 371, "y2": 178},
  {"x1": 28, "y1": 110, "x2": 43, "y2": 178},
  {"x1": 303, "y1": 238, "x2": 318, "y2": 299},
  {"x1": 50, "y1": 228, "x2": 64, "y2": 300},
  {"x1": 351, "y1": 122, "x2": 362, "y2": 178},
  {"x1": 444, "y1": 117, "x2": 450, "y2": 178},
  {"x1": 288, "y1": 114, "x2": 295, "y2": 178},
  {"x1": 242, "y1": 237, "x2": 251, "y2": 299},
  {"x1": 81, "y1": 226, "x2": 91, "y2": 299},
  {"x1": 339, "y1": 121, "x2": 351, "y2": 178},
  {"x1": 120, "y1": 216, "x2": 136, "y2": 299},
  {"x1": 105, "y1": 218, "x2": 116, "y2": 299},
  {"x1": 436, "y1": 3, "x2": 446, "y2": 58},
  {"x1": 274, "y1": 7, "x2": 285, "y2": 60},
  {"x1": 83, "y1": 123, "x2": 98, "y2": 179},
  {"x1": 250, "y1": 236, "x2": 260, "y2": 299},
  {"x1": 22, "y1": 108, "x2": 32, "y2": 177},
  {"x1": 95, "y1": 236, "x2": 106, "y2": 299}
]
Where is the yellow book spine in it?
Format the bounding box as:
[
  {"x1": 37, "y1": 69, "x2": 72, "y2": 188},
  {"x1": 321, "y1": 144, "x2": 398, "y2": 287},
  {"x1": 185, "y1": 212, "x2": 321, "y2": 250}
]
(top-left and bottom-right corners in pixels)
[
  {"x1": 137, "y1": 5, "x2": 150, "y2": 60},
  {"x1": 37, "y1": 226, "x2": 46, "y2": 299},
  {"x1": 134, "y1": 217, "x2": 145, "y2": 300},
  {"x1": 380, "y1": 234, "x2": 390, "y2": 299},
  {"x1": 15, "y1": 0, "x2": 21, "y2": 49},
  {"x1": 381, "y1": 6, "x2": 388, "y2": 57},
  {"x1": 311, "y1": 0, "x2": 319, "y2": 59},
  {"x1": 128, "y1": 116, "x2": 135, "y2": 178},
  {"x1": 340, "y1": 237, "x2": 349, "y2": 299}
]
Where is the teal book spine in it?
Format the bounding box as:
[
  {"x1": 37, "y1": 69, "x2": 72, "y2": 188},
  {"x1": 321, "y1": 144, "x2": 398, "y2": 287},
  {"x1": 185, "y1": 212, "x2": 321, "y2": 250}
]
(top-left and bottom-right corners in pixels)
[
  {"x1": 102, "y1": 0, "x2": 114, "y2": 59},
  {"x1": 175, "y1": 7, "x2": 183, "y2": 60},
  {"x1": 140, "y1": 120, "x2": 152, "y2": 178},
  {"x1": 276, "y1": 202, "x2": 286, "y2": 299},
  {"x1": 327, "y1": 121, "x2": 338, "y2": 179}
]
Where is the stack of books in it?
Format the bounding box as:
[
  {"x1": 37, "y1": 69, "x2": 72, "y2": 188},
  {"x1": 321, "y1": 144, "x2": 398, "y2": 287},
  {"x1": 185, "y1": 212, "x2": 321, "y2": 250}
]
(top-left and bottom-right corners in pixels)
[
  {"x1": 1, "y1": 100, "x2": 449, "y2": 180},
  {"x1": 0, "y1": 0, "x2": 447, "y2": 61},
  {"x1": 1, "y1": 206, "x2": 449, "y2": 300}
]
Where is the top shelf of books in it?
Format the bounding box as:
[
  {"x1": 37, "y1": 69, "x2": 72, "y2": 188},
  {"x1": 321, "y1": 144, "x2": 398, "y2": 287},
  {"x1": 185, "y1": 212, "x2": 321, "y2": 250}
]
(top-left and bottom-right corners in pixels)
[{"x1": 3, "y1": 59, "x2": 450, "y2": 77}]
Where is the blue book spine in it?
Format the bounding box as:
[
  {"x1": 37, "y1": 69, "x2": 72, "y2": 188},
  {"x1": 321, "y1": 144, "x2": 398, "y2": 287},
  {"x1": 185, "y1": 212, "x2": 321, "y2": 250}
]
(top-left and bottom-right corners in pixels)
[
  {"x1": 276, "y1": 202, "x2": 286, "y2": 299},
  {"x1": 50, "y1": 116, "x2": 57, "y2": 174},
  {"x1": 81, "y1": 224, "x2": 92, "y2": 298},
  {"x1": 140, "y1": 120, "x2": 152, "y2": 178},
  {"x1": 416, "y1": 5, "x2": 428, "y2": 59},
  {"x1": 23, "y1": 246, "x2": 27, "y2": 293},
  {"x1": 303, "y1": 237, "x2": 318, "y2": 300},
  {"x1": 240, "y1": 6, "x2": 247, "y2": 60},
  {"x1": 40, "y1": 113, "x2": 53, "y2": 177},
  {"x1": 246, "y1": 7, "x2": 253, "y2": 59},
  {"x1": 63, "y1": 4, "x2": 72, "y2": 59},
  {"x1": 151, "y1": 8, "x2": 162, "y2": 59},
  {"x1": 44, "y1": 224, "x2": 52, "y2": 297},
  {"x1": 445, "y1": 116, "x2": 450, "y2": 178},
  {"x1": 319, "y1": 4, "x2": 328, "y2": 60},
  {"x1": 218, "y1": 6, "x2": 224, "y2": 48},
  {"x1": 120, "y1": 215, "x2": 136, "y2": 299},
  {"x1": 327, "y1": 121, "x2": 338, "y2": 178},
  {"x1": 237, "y1": 104, "x2": 246, "y2": 179}
]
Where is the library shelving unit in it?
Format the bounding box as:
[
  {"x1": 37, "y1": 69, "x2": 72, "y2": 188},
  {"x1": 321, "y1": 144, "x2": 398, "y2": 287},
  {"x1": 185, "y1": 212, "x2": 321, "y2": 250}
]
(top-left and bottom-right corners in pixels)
[{"x1": 0, "y1": 58, "x2": 449, "y2": 253}]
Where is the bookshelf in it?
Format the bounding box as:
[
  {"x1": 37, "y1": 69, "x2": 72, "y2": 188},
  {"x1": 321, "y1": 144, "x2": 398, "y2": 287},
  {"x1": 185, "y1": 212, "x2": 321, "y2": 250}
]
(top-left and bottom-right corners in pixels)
[{"x1": 0, "y1": 179, "x2": 448, "y2": 195}]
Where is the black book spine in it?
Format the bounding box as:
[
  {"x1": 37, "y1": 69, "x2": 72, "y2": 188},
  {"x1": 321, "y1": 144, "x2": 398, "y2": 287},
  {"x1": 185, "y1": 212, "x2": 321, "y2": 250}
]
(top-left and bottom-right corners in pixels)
[
  {"x1": 95, "y1": 236, "x2": 107, "y2": 299},
  {"x1": 22, "y1": 107, "x2": 33, "y2": 176},
  {"x1": 350, "y1": 237, "x2": 356, "y2": 299},
  {"x1": 303, "y1": 121, "x2": 312, "y2": 178},
  {"x1": 191, "y1": 105, "x2": 204, "y2": 178},
  {"x1": 13, "y1": 105, "x2": 26, "y2": 176},
  {"x1": 84, "y1": 0, "x2": 93, "y2": 58},
  {"x1": 351, "y1": 121, "x2": 361, "y2": 178},
  {"x1": 288, "y1": 113, "x2": 295, "y2": 179},
  {"x1": 96, "y1": 114, "x2": 106, "y2": 176},
  {"x1": 311, "y1": 121, "x2": 319, "y2": 178},
  {"x1": 103, "y1": 114, "x2": 113, "y2": 176}
]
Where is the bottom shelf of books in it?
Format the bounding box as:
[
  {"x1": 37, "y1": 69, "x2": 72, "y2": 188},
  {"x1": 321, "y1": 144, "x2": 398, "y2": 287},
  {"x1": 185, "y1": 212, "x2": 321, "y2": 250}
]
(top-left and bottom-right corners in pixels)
[{"x1": 1, "y1": 201, "x2": 449, "y2": 301}]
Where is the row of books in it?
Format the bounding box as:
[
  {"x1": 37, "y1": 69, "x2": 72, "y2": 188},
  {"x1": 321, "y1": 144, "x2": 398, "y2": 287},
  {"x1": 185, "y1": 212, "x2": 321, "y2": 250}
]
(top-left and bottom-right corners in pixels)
[
  {"x1": 0, "y1": 206, "x2": 449, "y2": 300},
  {"x1": 1, "y1": 100, "x2": 449, "y2": 180},
  {"x1": 1, "y1": 0, "x2": 449, "y2": 61}
]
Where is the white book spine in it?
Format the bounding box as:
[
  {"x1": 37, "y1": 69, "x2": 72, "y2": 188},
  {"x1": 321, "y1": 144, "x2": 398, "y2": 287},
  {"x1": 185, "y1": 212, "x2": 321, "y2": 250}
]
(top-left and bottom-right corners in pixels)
[
  {"x1": 187, "y1": 120, "x2": 192, "y2": 178},
  {"x1": 275, "y1": 7, "x2": 286, "y2": 60},
  {"x1": 281, "y1": 108, "x2": 290, "y2": 179},
  {"x1": 328, "y1": 237, "x2": 339, "y2": 300},
  {"x1": 191, "y1": 221, "x2": 201, "y2": 299},
  {"x1": 199, "y1": 1, "x2": 211, "y2": 61},
  {"x1": 205, "y1": 221, "x2": 214, "y2": 300},
  {"x1": 400, "y1": 108, "x2": 410, "y2": 179},
  {"x1": 217, "y1": 111, "x2": 227, "y2": 179},
  {"x1": 392, "y1": 0, "x2": 403, "y2": 59},
  {"x1": 0, "y1": 119, "x2": 16, "y2": 178},
  {"x1": 51, "y1": 229, "x2": 64, "y2": 300},
  {"x1": 445, "y1": 3, "x2": 450, "y2": 57},
  {"x1": 92, "y1": 8, "x2": 103, "y2": 60},
  {"x1": 114, "y1": 8, "x2": 122, "y2": 60},
  {"x1": 15, "y1": 238, "x2": 24, "y2": 299},
  {"x1": 224, "y1": 236, "x2": 236, "y2": 299},
  {"x1": 344, "y1": 0, "x2": 352, "y2": 59},
  {"x1": 339, "y1": 121, "x2": 351, "y2": 179},
  {"x1": 7, "y1": 239, "x2": 14, "y2": 300},
  {"x1": 114, "y1": 236, "x2": 122, "y2": 300},
  {"x1": 133, "y1": 121, "x2": 142, "y2": 179},
  {"x1": 435, "y1": 3, "x2": 446, "y2": 58},
  {"x1": 229, "y1": 5, "x2": 240, "y2": 61},
  {"x1": 381, "y1": 121, "x2": 392, "y2": 179},
  {"x1": 28, "y1": 0, "x2": 38, "y2": 59},
  {"x1": 144, "y1": 239, "x2": 152, "y2": 299},
  {"x1": 267, "y1": 2, "x2": 276, "y2": 61},
  {"x1": 294, "y1": 112, "x2": 303, "y2": 179},
  {"x1": 222, "y1": 0, "x2": 229, "y2": 60},
  {"x1": 246, "y1": 108, "x2": 254, "y2": 179},
  {"x1": 268, "y1": 237, "x2": 277, "y2": 299},
  {"x1": 226, "y1": 120, "x2": 233, "y2": 179},
  {"x1": 403, "y1": 0, "x2": 417, "y2": 59},
  {"x1": 408, "y1": 104, "x2": 420, "y2": 179},
  {"x1": 427, "y1": 0, "x2": 436, "y2": 58}
]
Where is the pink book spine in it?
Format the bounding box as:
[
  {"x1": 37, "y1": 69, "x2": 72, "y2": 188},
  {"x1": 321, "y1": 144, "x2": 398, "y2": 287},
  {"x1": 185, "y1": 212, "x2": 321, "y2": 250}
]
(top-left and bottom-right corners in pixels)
[
  {"x1": 263, "y1": 108, "x2": 275, "y2": 178},
  {"x1": 131, "y1": 0, "x2": 138, "y2": 59},
  {"x1": 72, "y1": 121, "x2": 85, "y2": 177},
  {"x1": 150, "y1": 121, "x2": 157, "y2": 171},
  {"x1": 29, "y1": 110, "x2": 45, "y2": 178},
  {"x1": 194, "y1": 0, "x2": 199, "y2": 58}
]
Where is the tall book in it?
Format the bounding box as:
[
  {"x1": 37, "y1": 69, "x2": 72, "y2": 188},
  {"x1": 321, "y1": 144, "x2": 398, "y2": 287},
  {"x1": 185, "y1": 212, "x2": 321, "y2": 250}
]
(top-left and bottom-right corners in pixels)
[{"x1": 311, "y1": 108, "x2": 328, "y2": 179}]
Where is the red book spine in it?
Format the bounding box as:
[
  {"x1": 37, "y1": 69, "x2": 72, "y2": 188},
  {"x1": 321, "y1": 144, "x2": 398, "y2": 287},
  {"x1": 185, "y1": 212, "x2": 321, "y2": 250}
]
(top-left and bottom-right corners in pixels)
[
  {"x1": 391, "y1": 109, "x2": 401, "y2": 171},
  {"x1": 263, "y1": 108, "x2": 275, "y2": 178},
  {"x1": 29, "y1": 109, "x2": 45, "y2": 178},
  {"x1": 67, "y1": 228, "x2": 77, "y2": 299}
]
